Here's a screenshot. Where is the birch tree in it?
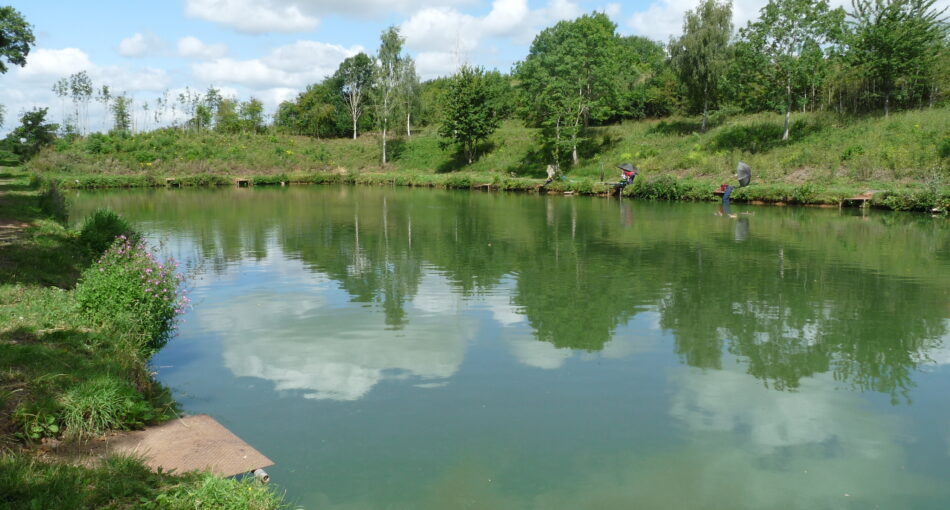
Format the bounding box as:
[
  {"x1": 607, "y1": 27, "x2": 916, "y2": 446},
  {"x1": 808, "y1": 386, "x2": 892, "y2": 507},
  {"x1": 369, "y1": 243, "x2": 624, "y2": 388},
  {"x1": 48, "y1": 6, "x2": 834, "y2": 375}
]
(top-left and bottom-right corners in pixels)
[
  {"x1": 741, "y1": 0, "x2": 844, "y2": 140},
  {"x1": 669, "y1": 0, "x2": 733, "y2": 132},
  {"x1": 399, "y1": 56, "x2": 419, "y2": 137},
  {"x1": 374, "y1": 26, "x2": 404, "y2": 164},
  {"x1": 335, "y1": 52, "x2": 374, "y2": 139}
]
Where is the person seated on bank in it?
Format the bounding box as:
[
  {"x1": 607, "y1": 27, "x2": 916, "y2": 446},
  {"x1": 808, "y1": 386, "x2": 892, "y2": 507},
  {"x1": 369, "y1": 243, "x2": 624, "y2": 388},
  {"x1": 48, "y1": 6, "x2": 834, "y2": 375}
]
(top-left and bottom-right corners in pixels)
[
  {"x1": 615, "y1": 163, "x2": 638, "y2": 189},
  {"x1": 543, "y1": 164, "x2": 557, "y2": 187}
]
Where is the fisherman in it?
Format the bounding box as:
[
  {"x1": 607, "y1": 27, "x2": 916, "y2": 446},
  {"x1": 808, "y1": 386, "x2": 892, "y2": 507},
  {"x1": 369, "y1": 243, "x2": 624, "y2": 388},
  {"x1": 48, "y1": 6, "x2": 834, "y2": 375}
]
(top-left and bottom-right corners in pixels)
[
  {"x1": 543, "y1": 164, "x2": 557, "y2": 187},
  {"x1": 614, "y1": 163, "x2": 638, "y2": 190},
  {"x1": 717, "y1": 161, "x2": 752, "y2": 202}
]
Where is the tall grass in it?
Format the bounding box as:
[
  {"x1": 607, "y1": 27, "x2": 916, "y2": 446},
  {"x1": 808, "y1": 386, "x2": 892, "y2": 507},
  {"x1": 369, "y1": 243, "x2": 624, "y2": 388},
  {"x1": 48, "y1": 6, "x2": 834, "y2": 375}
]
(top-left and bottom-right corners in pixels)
[{"x1": 0, "y1": 453, "x2": 287, "y2": 510}]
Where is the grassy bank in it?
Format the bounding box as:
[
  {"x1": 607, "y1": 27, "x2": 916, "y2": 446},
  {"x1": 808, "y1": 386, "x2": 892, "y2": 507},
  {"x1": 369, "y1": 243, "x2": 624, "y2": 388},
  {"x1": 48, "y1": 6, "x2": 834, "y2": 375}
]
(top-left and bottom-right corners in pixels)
[
  {"x1": 0, "y1": 170, "x2": 287, "y2": 509},
  {"x1": 26, "y1": 107, "x2": 950, "y2": 212}
]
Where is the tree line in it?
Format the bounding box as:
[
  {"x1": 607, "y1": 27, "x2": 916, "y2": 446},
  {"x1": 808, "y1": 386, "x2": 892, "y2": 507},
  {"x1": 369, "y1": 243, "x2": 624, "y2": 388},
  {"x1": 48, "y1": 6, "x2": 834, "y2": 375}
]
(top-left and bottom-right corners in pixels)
[{"x1": 1, "y1": 1, "x2": 948, "y2": 171}]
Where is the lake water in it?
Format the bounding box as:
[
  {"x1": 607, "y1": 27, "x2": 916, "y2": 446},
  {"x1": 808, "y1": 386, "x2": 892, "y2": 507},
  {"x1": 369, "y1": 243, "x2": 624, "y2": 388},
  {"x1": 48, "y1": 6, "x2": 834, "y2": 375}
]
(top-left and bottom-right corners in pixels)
[{"x1": 70, "y1": 185, "x2": 950, "y2": 509}]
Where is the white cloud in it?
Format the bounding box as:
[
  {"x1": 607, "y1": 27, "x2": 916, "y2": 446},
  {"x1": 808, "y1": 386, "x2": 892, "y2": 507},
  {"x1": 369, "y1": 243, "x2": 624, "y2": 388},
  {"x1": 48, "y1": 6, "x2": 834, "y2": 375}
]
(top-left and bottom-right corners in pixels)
[
  {"x1": 177, "y1": 36, "x2": 228, "y2": 60},
  {"x1": 415, "y1": 51, "x2": 462, "y2": 80},
  {"x1": 482, "y1": 0, "x2": 531, "y2": 36},
  {"x1": 194, "y1": 260, "x2": 473, "y2": 401},
  {"x1": 184, "y1": 0, "x2": 319, "y2": 33},
  {"x1": 625, "y1": 0, "x2": 907, "y2": 41},
  {"x1": 400, "y1": 0, "x2": 583, "y2": 78},
  {"x1": 118, "y1": 32, "x2": 165, "y2": 58},
  {"x1": 184, "y1": 0, "x2": 475, "y2": 32},
  {"x1": 670, "y1": 367, "x2": 894, "y2": 454},
  {"x1": 191, "y1": 40, "x2": 362, "y2": 88},
  {"x1": 602, "y1": 2, "x2": 621, "y2": 19},
  {"x1": 15, "y1": 47, "x2": 94, "y2": 79}
]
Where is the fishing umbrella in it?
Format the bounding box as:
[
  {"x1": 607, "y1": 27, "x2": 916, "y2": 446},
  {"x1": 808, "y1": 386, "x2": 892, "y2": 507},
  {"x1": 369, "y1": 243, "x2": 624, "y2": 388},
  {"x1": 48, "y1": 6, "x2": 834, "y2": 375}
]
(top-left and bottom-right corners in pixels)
[{"x1": 736, "y1": 162, "x2": 752, "y2": 187}]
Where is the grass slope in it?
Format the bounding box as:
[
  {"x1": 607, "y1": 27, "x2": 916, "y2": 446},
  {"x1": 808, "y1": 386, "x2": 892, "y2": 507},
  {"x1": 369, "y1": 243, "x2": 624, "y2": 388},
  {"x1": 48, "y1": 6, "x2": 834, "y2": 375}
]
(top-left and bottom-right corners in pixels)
[
  {"x1": 0, "y1": 170, "x2": 288, "y2": 509},
  {"x1": 26, "y1": 108, "x2": 950, "y2": 211}
]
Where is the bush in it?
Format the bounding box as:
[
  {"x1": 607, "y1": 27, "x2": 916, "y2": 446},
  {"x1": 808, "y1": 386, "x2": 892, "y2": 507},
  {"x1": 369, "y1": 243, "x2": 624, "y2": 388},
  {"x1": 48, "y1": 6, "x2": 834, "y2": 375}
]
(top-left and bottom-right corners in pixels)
[
  {"x1": 79, "y1": 209, "x2": 140, "y2": 255},
  {"x1": 38, "y1": 181, "x2": 68, "y2": 224},
  {"x1": 75, "y1": 237, "x2": 187, "y2": 353},
  {"x1": 939, "y1": 135, "x2": 950, "y2": 160}
]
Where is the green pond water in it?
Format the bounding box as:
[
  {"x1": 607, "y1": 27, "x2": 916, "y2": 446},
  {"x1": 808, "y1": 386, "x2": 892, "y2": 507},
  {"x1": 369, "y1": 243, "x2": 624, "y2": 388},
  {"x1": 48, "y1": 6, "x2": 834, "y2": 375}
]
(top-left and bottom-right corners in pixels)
[{"x1": 69, "y1": 185, "x2": 950, "y2": 509}]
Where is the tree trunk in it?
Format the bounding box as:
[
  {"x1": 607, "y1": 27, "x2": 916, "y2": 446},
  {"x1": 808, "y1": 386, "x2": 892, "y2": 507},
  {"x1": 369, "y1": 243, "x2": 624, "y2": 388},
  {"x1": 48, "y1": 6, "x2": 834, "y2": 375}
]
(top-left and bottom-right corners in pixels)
[
  {"x1": 352, "y1": 117, "x2": 357, "y2": 140},
  {"x1": 382, "y1": 126, "x2": 388, "y2": 164},
  {"x1": 701, "y1": 97, "x2": 708, "y2": 133},
  {"x1": 406, "y1": 110, "x2": 411, "y2": 138},
  {"x1": 884, "y1": 92, "x2": 890, "y2": 117},
  {"x1": 782, "y1": 80, "x2": 791, "y2": 141},
  {"x1": 782, "y1": 107, "x2": 790, "y2": 141}
]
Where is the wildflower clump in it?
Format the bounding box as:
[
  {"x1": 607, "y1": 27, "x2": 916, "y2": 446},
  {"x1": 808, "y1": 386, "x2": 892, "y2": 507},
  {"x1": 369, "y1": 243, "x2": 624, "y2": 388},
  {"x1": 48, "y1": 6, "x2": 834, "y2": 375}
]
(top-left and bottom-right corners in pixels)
[{"x1": 76, "y1": 235, "x2": 189, "y2": 353}]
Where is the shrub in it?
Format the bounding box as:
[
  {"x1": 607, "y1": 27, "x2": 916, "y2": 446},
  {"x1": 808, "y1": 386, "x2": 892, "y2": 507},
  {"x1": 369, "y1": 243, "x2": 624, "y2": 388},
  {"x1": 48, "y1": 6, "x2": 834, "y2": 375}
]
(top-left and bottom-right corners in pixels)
[
  {"x1": 709, "y1": 122, "x2": 784, "y2": 153},
  {"x1": 939, "y1": 135, "x2": 950, "y2": 160},
  {"x1": 38, "y1": 181, "x2": 68, "y2": 224},
  {"x1": 75, "y1": 237, "x2": 187, "y2": 354},
  {"x1": 79, "y1": 209, "x2": 140, "y2": 255}
]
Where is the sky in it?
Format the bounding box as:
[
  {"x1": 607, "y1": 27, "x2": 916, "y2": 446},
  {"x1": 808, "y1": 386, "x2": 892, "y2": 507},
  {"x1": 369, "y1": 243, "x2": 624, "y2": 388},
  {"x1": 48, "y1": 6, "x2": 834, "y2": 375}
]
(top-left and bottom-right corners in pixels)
[{"x1": 2, "y1": 0, "x2": 947, "y2": 133}]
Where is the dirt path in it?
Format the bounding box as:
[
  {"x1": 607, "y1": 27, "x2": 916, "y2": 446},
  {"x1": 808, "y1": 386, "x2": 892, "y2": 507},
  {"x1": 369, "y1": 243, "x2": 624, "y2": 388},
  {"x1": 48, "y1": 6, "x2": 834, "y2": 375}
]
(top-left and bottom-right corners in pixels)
[{"x1": 0, "y1": 177, "x2": 31, "y2": 246}]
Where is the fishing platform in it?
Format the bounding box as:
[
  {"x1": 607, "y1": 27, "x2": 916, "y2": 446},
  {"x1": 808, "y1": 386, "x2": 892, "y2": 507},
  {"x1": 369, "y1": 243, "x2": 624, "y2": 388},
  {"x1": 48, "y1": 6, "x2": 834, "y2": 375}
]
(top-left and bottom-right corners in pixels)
[{"x1": 107, "y1": 414, "x2": 273, "y2": 479}]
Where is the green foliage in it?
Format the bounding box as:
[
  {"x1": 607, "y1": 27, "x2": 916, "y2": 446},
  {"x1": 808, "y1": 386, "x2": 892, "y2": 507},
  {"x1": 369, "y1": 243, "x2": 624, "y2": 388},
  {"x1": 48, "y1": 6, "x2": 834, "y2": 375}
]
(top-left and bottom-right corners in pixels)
[
  {"x1": 75, "y1": 237, "x2": 187, "y2": 354},
  {"x1": 710, "y1": 122, "x2": 786, "y2": 152},
  {"x1": 147, "y1": 473, "x2": 286, "y2": 509},
  {"x1": 112, "y1": 93, "x2": 133, "y2": 134},
  {"x1": 938, "y1": 136, "x2": 950, "y2": 162},
  {"x1": 439, "y1": 65, "x2": 503, "y2": 164},
  {"x1": 0, "y1": 454, "x2": 287, "y2": 509},
  {"x1": 0, "y1": 6, "x2": 35, "y2": 74},
  {"x1": 515, "y1": 12, "x2": 625, "y2": 169},
  {"x1": 632, "y1": 175, "x2": 710, "y2": 201},
  {"x1": 847, "y1": 0, "x2": 949, "y2": 113},
  {"x1": 374, "y1": 25, "x2": 407, "y2": 164},
  {"x1": 79, "y1": 209, "x2": 139, "y2": 255},
  {"x1": 738, "y1": 0, "x2": 845, "y2": 138},
  {"x1": 38, "y1": 181, "x2": 68, "y2": 224},
  {"x1": 841, "y1": 144, "x2": 865, "y2": 161},
  {"x1": 12, "y1": 403, "x2": 61, "y2": 442},
  {"x1": 59, "y1": 377, "x2": 156, "y2": 440}
]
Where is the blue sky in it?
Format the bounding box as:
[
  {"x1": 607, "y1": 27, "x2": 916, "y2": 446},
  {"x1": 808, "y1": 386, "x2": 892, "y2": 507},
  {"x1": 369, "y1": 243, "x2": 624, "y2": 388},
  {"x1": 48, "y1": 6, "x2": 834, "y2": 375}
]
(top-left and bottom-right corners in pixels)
[{"x1": 3, "y1": 0, "x2": 925, "y2": 133}]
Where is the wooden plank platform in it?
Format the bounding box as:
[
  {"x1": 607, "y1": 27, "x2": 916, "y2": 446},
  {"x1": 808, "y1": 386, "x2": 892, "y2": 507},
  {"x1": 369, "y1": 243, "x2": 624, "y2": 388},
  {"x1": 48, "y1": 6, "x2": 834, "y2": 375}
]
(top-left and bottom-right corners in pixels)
[{"x1": 108, "y1": 414, "x2": 273, "y2": 477}]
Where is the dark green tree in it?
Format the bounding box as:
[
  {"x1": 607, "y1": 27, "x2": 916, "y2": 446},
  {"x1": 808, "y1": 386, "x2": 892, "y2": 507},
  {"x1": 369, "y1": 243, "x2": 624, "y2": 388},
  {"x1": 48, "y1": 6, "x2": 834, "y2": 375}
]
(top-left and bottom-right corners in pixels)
[
  {"x1": 618, "y1": 36, "x2": 682, "y2": 118},
  {"x1": 439, "y1": 65, "x2": 502, "y2": 164},
  {"x1": 514, "y1": 12, "x2": 624, "y2": 169},
  {"x1": 669, "y1": 0, "x2": 733, "y2": 132},
  {"x1": 0, "y1": 6, "x2": 33, "y2": 74},
  {"x1": 3, "y1": 107, "x2": 57, "y2": 160},
  {"x1": 847, "y1": 0, "x2": 948, "y2": 115},
  {"x1": 238, "y1": 98, "x2": 265, "y2": 133}
]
